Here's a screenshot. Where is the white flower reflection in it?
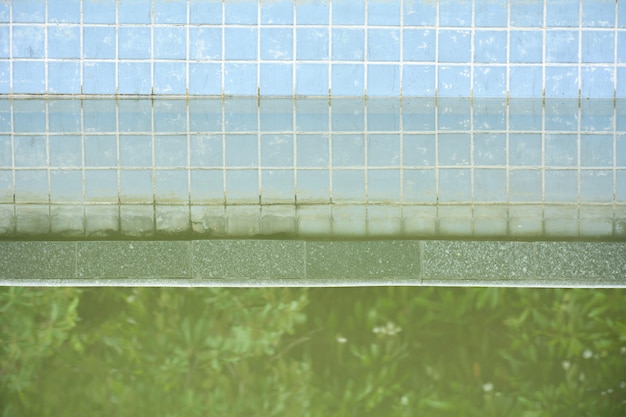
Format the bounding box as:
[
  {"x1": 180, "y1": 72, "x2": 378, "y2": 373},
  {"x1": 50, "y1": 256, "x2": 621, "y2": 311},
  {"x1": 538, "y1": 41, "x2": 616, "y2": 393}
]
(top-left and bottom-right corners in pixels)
[{"x1": 373, "y1": 321, "x2": 402, "y2": 336}]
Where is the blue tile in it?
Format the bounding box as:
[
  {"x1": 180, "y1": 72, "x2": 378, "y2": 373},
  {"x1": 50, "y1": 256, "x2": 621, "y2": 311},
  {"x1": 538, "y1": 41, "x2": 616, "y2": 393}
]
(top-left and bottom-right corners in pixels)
[
  {"x1": 332, "y1": 29, "x2": 364, "y2": 61},
  {"x1": 0, "y1": 2, "x2": 7, "y2": 23},
  {"x1": 296, "y1": 1, "x2": 329, "y2": 25},
  {"x1": 260, "y1": 63, "x2": 293, "y2": 96},
  {"x1": 473, "y1": 66, "x2": 506, "y2": 97},
  {"x1": 398, "y1": 100, "x2": 430, "y2": 135},
  {"x1": 547, "y1": 0, "x2": 580, "y2": 27},
  {"x1": 119, "y1": 62, "x2": 151, "y2": 94},
  {"x1": 119, "y1": 0, "x2": 152, "y2": 24},
  {"x1": 474, "y1": 31, "x2": 507, "y2": 63},
  {"x1": 510, "y1": 134, "x2": 542, "y2": 166},
  {"x1": 154, "y1": 62, "x2": 187, "y2": 94},
  {"x1": 84, "y1": 100, "x2": 116, "y2": 132},
  {"x1": 226, "y1": 134, "x2": 257, "y2": 167},
  {"x1": 156, "y1": 170, "x2": 188, "y2": 202},
  {"x1": 333, "y1": 134, "x2": 364, "y2": 167},
  {"x1": 331, "y1": 64, "x2": 364, "y2": 96},
  {"x1": 15, "y1": 170, "x2": 48, "y2": 203},
  {"x1": 83, "y1": 26, "x2": 116, "y2": 59},
  {"x1": 119, "y1": 26, "x2": 151, "y2": 59},
  {"x1": 473, "y1": 99, "x2": 506, "y2": 130},
  {"x1": 0, "y1": 27, "x2": 8, "y2": 58},
  {"x1": 190, "y1": 170, "x2": 223, "y2": 202},
  {"x1": 84, "y1": 0, "x2": 116, "y2": 23},
  {"x1": 581, "y1": 67, "x2": 614, "y2": 99},
  {"x1": 368, "y1": 134, "x2": 400, "y2": 166},
  {"x1": 369, "y1": 0, "x2": 400, "y2": 26},
  {"x1": 509, "y1": 169, "x2": 542, "y2": 202},
  {"x1": 618, "y1": 136, "x2": 626, "y2": 165},
  {"x1": 261, "y1": 28, "x2": 293, "y2": 60},
  {"x1": 618, "y1": 171, "x2": 626, "y2": 201},
  {"x1": 404, "y1": 0, "x2": 436, "y2": 26},
  {"x1": 368, "y1": 169, "x2": 400, "y2": 201},
  {"x1": 403, "y1": 169, "x2": 435, "y2": 202},
  {"x1": 296, "y1": 63, "x2": 329, "y2": 96},
  {"x1": 581, "y1": 134, "x2": 613, "y2": 166},
  {"x1": 190, "y1": 134, "x2": 222, "y2": 167},
  {"x1": 332, "y1": 170, "x2": 365, "y2": 201},
  {"x1": 545, "y1": 100, "x2": 579, "y2": 131},
  {"x1": 48, "y1": 26, "x2": 80, "y2": 58},
  {"x1": 545, "y1": 170, "x2": 578, "y2": 202},
  {"x1": 189, "y1": 28, "x2": 221, "y2": 60},
  {"x1": 48, "y1": 100, "x2": 80, "y2": 133},
  {"x1": 475, "y1": 0, "x2": 508, "y2": 27},
  {"x1": 582, "y1": 31, "x2": 614, "y2": 63},
  {"x1": 83, "y1": 61, "x2": 115, "y2": 94},
  {"x1": 225, "y1": 170, "x2": 258, "y2": 203},
  {"x1": 438, "y1": 169, "x2": 471, "y2": 202},
  {"x1": 618, "y1": 68, "x2": 626, "y2": 98},
  {"x1": 13, "y1": 0, "x2": 45, "y2": 22},
  {"x1": 509, "y1": 66, "x2": 542, "y2": 98},
  {"x1": 225, "y1": 27, "x2": 257, "y2": 60},
  {"x1": 154, "y1": 27, "x2": 187, "y2": 59},
  {"x1": 261, "y1": 1, "x2": 293, "y2": 24},
  {"x1": 619, "y1": 32, "x2": 626, "y2": 63},
  {"x1": 437, "y1": 98, "x2": 471, "y2": 130},
  {"x1": 120, "y1": 170, "x2": 153, "y2": 202},
  {"x1": 0, "y1": 136, "x2": 10, "y2": 167},
  {"x1": 13, "y1": 26, "x2": 44, "y2": 58},
  {"x1": 546, "y1": 134, "x2": 577, "y2": 167},
  {"x1": 190, "y1": 0, "x2": 222, "y2": 24},
  {"x1": 367, "y1": 99, "x2": 400, "y2": 131},
  {"x1": 50, "y1": 136, "x2": 81, "y2": 167},
  {"x1": 438, "y1": 30, "x2": 471, "y2": 63},
  {"x1": 118, "y1": 100, "x2": 152, "y2": 132},
  {"x1": 297, "y1": 28, "x2": 329, "y2": 60},
  {"x1": 474, "y1": 134, "x2": 505, "y2": 166},
  {"x1": 438, "y1": 66, "x2": 471, "y2": 97},
  {"x1": 85, "y1": 170, "x2": 117, "y2": 201},
  {"x1": 297, "y1": 135, "x2": 329, "y2": 167},
  {"x1": 331, "y1": 99, "x2": 364, "y2": 131},
  {"x1": 155, "y1": 100, "x2": 187, "y2": 133},
  {"x1": 581, "y1": 170, "x2": 613, "y2": 202},
  {"x1": 50, "y1": 170, "x2": 82, "y2": 202},
  {"x1": 15, "y1": 135, "x2": 46, "y2": 167},
  {"x1": 510, "y1": 0, "x2": 543, "y2": 27},
  {"x1": 296, "y1": 170, "x2": 330, "y2": 202},
  {"x1": 225, "y1": 1, "x2": 258, "y2": 24},
  {"x1": 583, "y1": 0, "x2": 615, "y2": 27},
  {"x1": 85, "y1": 136, "x2": 117, "y2": 168},
  {"x1": 403, "y1": 29, "x2": 435, "y2": 62},
  {"x1": 48, "y1": 62, "x2": 80, "y2": 94},
  {"x1": 333, "y1": 0, "x2": 364, "y2": 25},
  {"x1": 189, "y1": 99, "x2": 221, "y2": 131},
  {"x1": 189, "y1": 63, "x2": 222, "y2": 95},
  {"x1": 120, "y1": 135, "x2": 152, "y2": 167},
  {"x1": 262, "y1": 169, "x2": 294, "y2": 202},
  {"x1": 581, "y1": 99, "x2": 614, "y2": 131},
  {"x1": 439, "y1": 0, "x2": 471, "y2": 26},
  {"x1": 224, "y1": 64, "x2": 258, "y2": 96},
  {"x1": 545, "y1": 66, "x2": 579, "y2": 98},
  {"x1": 14, "y1": 101, "x2": 45, "y2": 130},
  {"x1": 474, "y1": 169, "x2": 506, "y2": 202},
  {"x1": 368, "y1": 65, "x2": 400, "y2": 96},
  {"x1": 260, "y1": 99, "x2": 292, "y2": 131},
  {"x1": 546, "y1": 31, "x2": 578, "y2": 63},
  {"x1": 404, "y1": 134, "x2": 435, "y2": 166},
  {"x1": 0, "y1": 101, "x2": 9, "y2": 132},
  {"x1": 438, "y1": 134, "x2": 470, "y2": 166},
  {"x1": 402, "y1": 65, "x2": 435, "y2": 96},
  {"x1": 261, "y1": 135, "x2": 293, "y2": 167},
  {"x1": 620, "y1": 2, "x2": 626, "y2": 28},
  {"x1": 368, "y1": 29, "x2": 400, "y2": 62},
  {"x1": 13, "y1": 61, "x2": 45, "y2": 94},
  {"x1": 510, "y1": 30, "x2": 543, "y2": 63},
  {"x1": 296, "y1": 101, "x2": 329, "y2": 131},
  {"x1": 155, "y1": 135, "x2": 187, "y2": 167},
  {"x1": 48, "y1": 0, "x2": 80, "y2": 23},
  {"x1": 155, "y1": 0, "x2": 187, "y2": 24},
  {"x1": 224, "y1": 99, "x2": 257, "y2": 131}
]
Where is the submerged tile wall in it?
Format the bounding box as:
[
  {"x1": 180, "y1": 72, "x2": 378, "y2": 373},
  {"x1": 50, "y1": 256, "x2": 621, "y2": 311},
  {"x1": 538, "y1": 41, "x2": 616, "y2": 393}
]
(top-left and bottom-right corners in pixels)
[{"x1": 1, "y1": 0, "x2": 625, "y2": 97}]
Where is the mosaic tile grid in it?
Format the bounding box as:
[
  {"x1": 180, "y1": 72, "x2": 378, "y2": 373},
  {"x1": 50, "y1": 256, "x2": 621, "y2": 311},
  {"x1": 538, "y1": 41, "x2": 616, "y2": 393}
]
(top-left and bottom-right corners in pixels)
[{"x1": 1, "y1": 0, "x2": 625, "y2": 97}]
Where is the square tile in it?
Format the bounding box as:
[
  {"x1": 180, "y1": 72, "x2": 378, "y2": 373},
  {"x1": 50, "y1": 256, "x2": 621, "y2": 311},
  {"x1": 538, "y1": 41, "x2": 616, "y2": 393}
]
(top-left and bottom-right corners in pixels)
[
  {"x1": 225, "y1": 170, "x2": 258, "y2": 203},
  {"x1": 296, "y1": 64, "x2": 329, "y2": 96},
  {"x1": 297, "y1": 28, "x2": 329, "y2": 60},
  {"x1": 84, "y1": 100, "x2": 116, "y2": 132},
  {"x1": 404, "y1": 0, "x2": 436, "y2": 26},
  {"x1": 260, "y1": 63, "x2": 293, "y2": 96},
  {"x1": 155, "y1": 135, "x2": 187, "y2": 167},
  {"x1": 296, "y1": 1, "x2": 329, "y2": 25},
  {"x1": 368, "y1": 169, "x2": 400, "y2": 202},
  {"x1": 438, "y1": 134, "x2": 470, "y2": 166},
  {"x1": 13, "y1": 0, "x2": 45, "y2": 22},
  {"x1": 331, "y1": 64, "x2": 364, "y2": 96},
  {"x1": 155, "y1": 170, "x2": 188, "y2": 203},
  {"x1": 331, "y1": 205, "x2": 366, "y2": 237},
  {"x1": 120, "y1": 135, "x2": 152, "y2": 167},
  {"x1": 367, "y1": 65, "x2": 400, "y2": 96},
  {"x1": 0, "y1": 137, "x2": 10, "y2": 168},
  {"x1": 368, "y1": 29, "x2": 400, "y2": 62},
  {"x1": 224, "y1": 64, "x2": 258, "y2": 96},
  {"x1": 225, "y1": 27, "x2": 257, "y2": 60},
  {"x1": 438, "y1": 66, "x2": 471, "y2": 97},
  {"x1": 509, "y1": 169, "x2": 542, "y2": 202},
  {"x1": 402, "y1": 65, "x2": 436, "y2": 96},
  {"x1": 368, "y1": 0, "x2": 400, "y2": 25},
  {"x1": 261, "y1": 0, "x2": 293, "y2": 24},
  {"x1": 296, "y1": 100, "x2": 329, "y2": 132},
  {"x1": 546, "y1": 31, "x2": 578, "y2": 63},
  {"x1": 261, "y1": 169, "x2": 294, "y2": 203},
  {"x1": 120, "y1": 170, "x2": 154, "y2": 203},
  {"x1": 404, "y1": 134, "x2": 435, "y2": 167},
  {"x1": 154, "y1": 26, "x2": 187, "y2": 59},
  {"x1": 474, "y1": 169, "x2": 506, "y2": 202},
  {"x1": 333, "y1": 0, "x2": 364, "y2": 25},
  {"x1": 403, "y1": 169, "x2": 436, "y2": 203},
  {"x1": 438, "y1": 169, "x2": 471, "y2": 202},
  {"x1": 509, "y1": 66, "x2": 542, "y2": 98},
  {"x1": 119, "y1": 205, "x2": 155, "y2": 236},
  {"x1": 475, "y1": 1, "x2": 508, "y2": 27},
  {"x1": 297, "y1": 135, "x2": 329, "y2": 167},
  {"x1": 83, "y1": 26, "x2": 116, "y2": 59},
  {"x1": 154, "y1": 62, "x2": 187, "y2": 94},
  {"x1": 580, "y1": 99, "x2": 615, "y2": 131},
  {"x1": 12, "y1": 26, "x2": 44, "y2": 58},
  {"x1": 332, "y1": 134, "x2": 364, "y2": 167},
  {"x1": 14, "y1": 135, "x2": 46, "y2": 167},
  {"x1": 581, "y1": 66, "x2": 614, "y2": 99},
  {"x1": 545, "y1": 99, "x2": 579, "y2": 131},
  {"x1": 85, "y1": 205, "x2": 118, "y2": 236},
  {"x1": 437, "y1": 98, "x2": 471, "y2": 130},
  {"x1": 50, "y1": 136, "x2": 82, "y2": 168},
  {"x1": 155, "y1": 205, "x2": 190, "y2": 234},
  {"x1": 545, "y1": 66, "x2": 579, "y2": 98},
  {"x1": 583, "y1": 0, "x2": 615, "y2": 27},
  {"x1": 15, "y1": 170, "x2": 48, "y2": 203},
  {"x1": 474, "y1": 134, "x2": 505, "y2": 166},
  {"x1": 118, "y1": 100, "x2": 152, "y2": 132},
  {"x1": 260, "y1": 98, "x2": 292, "y2": 132},
  {"x1": 439, "y1": 0, "x2": 471, "y2": 26},
  {"x1": 189, "y1": 63, "x2": 222, "y2": 95},
  {"x1": 48, "y1": 26, "x2": 80, "y2": 58},
  {"x1": 119, "y1": 0, "x2": 152, "y2": 23},
  {"x1": 511, "y1": 1, "x2": 543, "y2": 27},
  {"x1": 581, "y1": 134, "x2": 613, "y2": 166},
  {"x1": 118, "y1": 62, "x2": 151, "y2": 94},
  {"x1": 189, "y1": 28, "x2": 221, "y2": 60},
  {"x1": 332, "y1": 169, "x2": 365, "y2": 201},
  {"x1": 154, "y1": 0, "x2": 187, "y2": 23},
  {"x1": 190, "y1": 0, "x2": 222, "y2": 24},
  {"x1": 154, "y1": 100, "x2": 187, "y2": 133},
  {"x1": 261, "y1": 134, "x2": 293, "y2": 167},
  {"x1": 261, "y1": 28, "x2": 293, "y2": 60},
  {"x1": 510, "y1": 30, "x2": 543, "y2": 63},
  {"x1": 190, "y1": 135, "x2": 222, "y2": 167},
  {"x1": 224, "y1": 98, "x2": 257, "y2": 131},
  {"x1": 473, "y1": 99, "x2": 506, "y2": 130},
  {"x1": 190, "y1": 169, "x2": 224, "y2": 203},
  {"x1": 368, "y1": 134, "x2": 400, "y2": 166},
  {"x1": 296, "y1": 170, "x2": 330, "y2": 202},
  {"x1": 582, "y1": 31, "x2": 614, "y2": 63},
  {"x1": 509, "y1": 134, "x2": 542, "y2": 166},
  {"x1": 580, "y1": 170, "x2": 613, "y2": 202},
  {"x1": 545, "y1": 170, "x2": 578, "y2": 202},
  {"x1": 331, "y1": 99, "x2": 364, "y2": 130},
  {"x1": 225, "y1": 1, "x2": 258, "y2": 24},
  {"x1": 332, "y1": 29, "x2": 364, "y2": 61},
  {"x1": 83, "y1": 62, "x2": 115, "y2": 94},
  {"x1": 48, "y1": 62, "x2": 80, "y2": 94},
  {"x1": 85, "y1": 170, "x2": 117, "y2": 202},
  {"x1": 546, "y1": 134, "x2": 577, "y2": 167},
  {"x1": 225, "y1": 134, "x2": 257, "y2": 167},
  {"x1": 189, "y1": 99, "x2": 222, "y2": 132},
  {"x1": 367, "y1": 99, "x2": 400, "y2": 131},
  {"x1": 547, "y1": 0, "x2": 580, "y2": 27},
  {"x1": 13, "y1": 61, "x2": 45, "y2": 94},
  {"x1": 474, "y1": 31, "x2": 507, "y2": 63},
  {"x1": 473, "y1": 66, "x2": 506, "y2": 97},
  {"x1": 13, "y1": 100, "x2": 45, "y2": 133},
  {"x1": 48, "y1": 100, "x2": 80, "y2": 133},
  {"x1": 438, "y1": 30, "x2": 471, "y2": 63},
  {"x1": 119, "y1": 26, "x2": 151, "y2": 59},
  {"x1": 50, "y1": 170, "x2": 82, "y2": 203},
  {"x1": 403, "y1": 29, "x2": 435, "y2": 62},
  {"x1": 84, "y1": 0, "x2": 115, "y2": 23}
]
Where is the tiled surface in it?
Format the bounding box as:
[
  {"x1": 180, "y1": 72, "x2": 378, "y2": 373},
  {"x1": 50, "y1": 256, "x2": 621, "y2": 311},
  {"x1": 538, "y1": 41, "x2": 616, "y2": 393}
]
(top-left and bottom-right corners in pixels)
[
  {"x1": 1, "y1": 0, "x2": 625, "y2": 97},
  {"x1": 1, "y1": 96, "x2": 625, "y2": 239},
  {"x1": 1, "y1": 240, "x2": 625, "y2": 287}
]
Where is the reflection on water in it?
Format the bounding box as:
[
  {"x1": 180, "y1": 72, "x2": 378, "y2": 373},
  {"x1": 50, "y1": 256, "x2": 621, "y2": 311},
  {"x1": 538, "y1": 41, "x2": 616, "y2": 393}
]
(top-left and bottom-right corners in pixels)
[{"x1": 2, "y1": 286, "x2": 625, "y2": 416}]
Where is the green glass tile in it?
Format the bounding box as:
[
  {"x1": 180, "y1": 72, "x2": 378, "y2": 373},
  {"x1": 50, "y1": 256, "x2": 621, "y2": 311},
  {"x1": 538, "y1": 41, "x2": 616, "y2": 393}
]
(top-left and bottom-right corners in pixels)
[{"x1": 0, "y1": 241, "x2": 77, "y2": 279}]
